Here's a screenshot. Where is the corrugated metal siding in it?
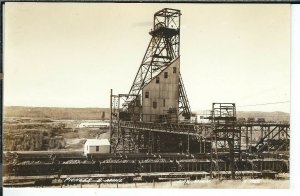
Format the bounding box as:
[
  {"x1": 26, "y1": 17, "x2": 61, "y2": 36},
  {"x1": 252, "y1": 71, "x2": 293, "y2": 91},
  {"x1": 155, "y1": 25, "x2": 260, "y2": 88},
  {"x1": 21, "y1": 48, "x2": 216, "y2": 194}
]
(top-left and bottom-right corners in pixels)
[{"x1": 142, "y1": 58, "x2": 180, "y2": 122}]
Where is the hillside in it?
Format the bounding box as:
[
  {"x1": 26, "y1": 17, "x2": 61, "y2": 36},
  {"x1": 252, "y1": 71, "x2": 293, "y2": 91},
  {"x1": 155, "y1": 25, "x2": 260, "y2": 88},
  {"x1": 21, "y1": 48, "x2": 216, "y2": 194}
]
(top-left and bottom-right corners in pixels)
[
  {"x1": 4, "y1": 106, "x2": 290, "y2": 122},
  {"x1": 236, "y1": 111, "x2": 290, "y2": 122},
  {"x1": 4, "y1": 106, "x2": 111, "y2": 120},
  {"x1": 193, "y1": 110, "x2": 289, "y2": 122}
]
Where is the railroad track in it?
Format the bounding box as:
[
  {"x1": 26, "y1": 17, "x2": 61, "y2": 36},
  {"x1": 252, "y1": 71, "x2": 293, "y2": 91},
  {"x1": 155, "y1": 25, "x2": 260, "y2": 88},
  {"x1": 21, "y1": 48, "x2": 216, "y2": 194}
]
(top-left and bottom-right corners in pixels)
[{"x1": 3, "y1": 151, "x2": 289, "y2": 179}]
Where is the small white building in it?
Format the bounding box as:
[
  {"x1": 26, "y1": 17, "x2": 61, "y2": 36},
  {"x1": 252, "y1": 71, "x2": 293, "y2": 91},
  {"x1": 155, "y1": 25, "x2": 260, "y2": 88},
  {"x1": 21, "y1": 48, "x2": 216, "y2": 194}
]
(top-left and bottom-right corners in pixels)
[
  {"x1": 191, "y1": 115, "x2": 210, "y2": 124},
  {"x1": 83, "y1": 139, "x2": 110, "y2": 155},
  {"x1": 78, "y1": 122, "x2": 110, "y2": 128},
  {"x1": 198, "y1": 115, "x2": 210, "y2": 123}
]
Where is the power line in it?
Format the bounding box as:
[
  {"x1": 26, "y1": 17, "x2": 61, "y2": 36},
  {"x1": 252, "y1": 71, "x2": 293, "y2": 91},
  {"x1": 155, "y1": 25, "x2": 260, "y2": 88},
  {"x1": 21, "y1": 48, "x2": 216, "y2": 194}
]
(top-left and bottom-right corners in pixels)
[{"x1": 239, "y1": 101, "x2": 290, "y2": 107}]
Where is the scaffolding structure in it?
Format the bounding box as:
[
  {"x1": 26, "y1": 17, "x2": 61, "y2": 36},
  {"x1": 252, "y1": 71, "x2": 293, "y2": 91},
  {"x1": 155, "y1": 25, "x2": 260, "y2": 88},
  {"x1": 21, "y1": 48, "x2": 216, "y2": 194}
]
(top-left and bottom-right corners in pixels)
[
  {"x1": 124, "y1": 8, "x2": 191, "y2": 119},
  {"x1": 210, "y1": 103, "x2": 241, "y2": 179}
]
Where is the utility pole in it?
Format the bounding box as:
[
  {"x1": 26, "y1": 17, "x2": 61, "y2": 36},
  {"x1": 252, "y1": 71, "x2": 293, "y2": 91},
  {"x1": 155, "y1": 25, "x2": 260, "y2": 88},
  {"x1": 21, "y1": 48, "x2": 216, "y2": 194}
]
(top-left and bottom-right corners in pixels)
[{"x1": 110, "y1": 89, "x2": 113, "y2": 141}]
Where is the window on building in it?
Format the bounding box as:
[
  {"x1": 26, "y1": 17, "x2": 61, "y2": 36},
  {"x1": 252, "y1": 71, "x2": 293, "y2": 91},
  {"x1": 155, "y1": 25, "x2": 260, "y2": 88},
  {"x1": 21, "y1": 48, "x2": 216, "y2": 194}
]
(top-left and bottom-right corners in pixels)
[
  {"x1": 156, "y1": 77, "x2": 160, "y2": 83},
  {"x1": 163, "y1": 99, "x2": 166, "y2": 107},
  {"x1": 164, "y1": 72, "x2": 168, "y2": 78},
  {"x1": 173, "y1": 67, "x2": 177, "y2": 73},
  {"x1": 145, "y1": 92, "x2": 149, "y2": 98},
  {"x1": 153, "y1": 101, "x2": 157, "y2": 109},
  {"x1": 96, "y1": 146, "x2": 99, "y2": 152}
]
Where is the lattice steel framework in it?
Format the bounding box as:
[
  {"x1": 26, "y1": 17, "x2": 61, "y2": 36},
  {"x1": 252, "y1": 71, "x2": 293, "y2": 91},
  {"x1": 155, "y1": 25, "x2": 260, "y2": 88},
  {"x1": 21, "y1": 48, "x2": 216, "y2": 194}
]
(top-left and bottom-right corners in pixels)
[
  {"x1": 110, "y1": 91, "x2": 141, "y2": 152},
  {"x1": 125, "y1": 8, "x2": 191, "y2": 119},
  {"x1": 210, "y1": 103, "x2": 241, "y2": 179},
  {"x1": 239, "y1": 123, "x2": 290, "y2": 153}
]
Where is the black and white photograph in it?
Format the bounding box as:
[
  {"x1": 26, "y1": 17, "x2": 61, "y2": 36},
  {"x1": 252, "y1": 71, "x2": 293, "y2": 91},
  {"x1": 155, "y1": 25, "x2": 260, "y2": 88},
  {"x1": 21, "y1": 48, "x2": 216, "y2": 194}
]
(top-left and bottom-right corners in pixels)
[{"x1": 2, "y1": 2, "x2": 295, "y2": 190}]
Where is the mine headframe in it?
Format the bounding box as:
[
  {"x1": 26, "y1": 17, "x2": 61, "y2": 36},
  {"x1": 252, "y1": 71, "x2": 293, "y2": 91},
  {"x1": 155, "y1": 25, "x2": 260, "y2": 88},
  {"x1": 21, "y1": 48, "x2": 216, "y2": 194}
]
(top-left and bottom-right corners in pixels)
[{"x1": 124, "y1": 8, "x2": 191, "y2": 120}]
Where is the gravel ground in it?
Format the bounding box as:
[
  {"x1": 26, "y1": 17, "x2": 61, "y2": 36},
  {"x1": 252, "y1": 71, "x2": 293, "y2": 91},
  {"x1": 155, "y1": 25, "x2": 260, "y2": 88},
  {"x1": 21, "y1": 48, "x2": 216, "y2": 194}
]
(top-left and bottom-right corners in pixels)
[{"x1": 53, "y1": 179, "x2": 289, "y2": 189}]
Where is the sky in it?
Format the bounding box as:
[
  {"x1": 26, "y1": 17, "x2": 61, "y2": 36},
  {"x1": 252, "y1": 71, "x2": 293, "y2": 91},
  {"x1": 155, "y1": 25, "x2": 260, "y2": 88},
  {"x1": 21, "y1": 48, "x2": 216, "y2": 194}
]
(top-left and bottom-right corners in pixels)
[{"x1": 3, "y1": 3, "x2": 291, "y2": 112}]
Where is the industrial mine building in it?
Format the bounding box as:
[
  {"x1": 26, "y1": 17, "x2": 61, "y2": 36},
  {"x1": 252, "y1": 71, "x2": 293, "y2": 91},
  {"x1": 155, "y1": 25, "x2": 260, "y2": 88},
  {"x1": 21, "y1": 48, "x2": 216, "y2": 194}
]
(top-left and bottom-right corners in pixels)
[
  {"x1": 108, "y1": 8, "x2": 290, "y2": 176},
  {"x1": 142, "y1": 57, "x2": 180, "y2": 122},
  {"x1": 3, "y1": 8, "x2": 290, "y2": 185},
  {"x1": 115, "y1": 8, "x2": 190, "y2": 124}
]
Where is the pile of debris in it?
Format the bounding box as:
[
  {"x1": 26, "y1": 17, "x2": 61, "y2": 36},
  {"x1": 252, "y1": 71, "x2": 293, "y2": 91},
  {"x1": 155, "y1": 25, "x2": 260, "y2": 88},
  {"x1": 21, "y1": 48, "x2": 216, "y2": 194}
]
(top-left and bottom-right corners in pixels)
[
  {"x1": 18, "y1": 160, "x2": 49, "y2": 165},
  {"x1": 102, "y1": 159, "x2": 135, "y2": 163},
  {"x1": 140, "y1": 158, "x2": 170, "y2": 163},
  {"x1": 62, "y1": 160, "x2": 95, "y2": 164}
]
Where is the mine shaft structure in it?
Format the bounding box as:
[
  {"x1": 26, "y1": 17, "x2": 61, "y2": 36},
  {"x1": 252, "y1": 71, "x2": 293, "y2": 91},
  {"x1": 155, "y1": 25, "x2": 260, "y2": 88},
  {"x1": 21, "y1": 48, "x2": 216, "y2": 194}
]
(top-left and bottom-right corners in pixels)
[
  {"x1": 110, "y1": 8, "x2": 193, "y2": 153},
  {"x1": 124, "y1": 8, "x2": 191, "y2": 120}
]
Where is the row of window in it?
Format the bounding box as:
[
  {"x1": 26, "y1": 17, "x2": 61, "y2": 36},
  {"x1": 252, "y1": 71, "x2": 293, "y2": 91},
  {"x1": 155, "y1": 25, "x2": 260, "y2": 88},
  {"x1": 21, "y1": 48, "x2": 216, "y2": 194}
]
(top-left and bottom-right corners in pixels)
[{"x1": 155, "y1": 67, "x2": 177, "y2": 84}]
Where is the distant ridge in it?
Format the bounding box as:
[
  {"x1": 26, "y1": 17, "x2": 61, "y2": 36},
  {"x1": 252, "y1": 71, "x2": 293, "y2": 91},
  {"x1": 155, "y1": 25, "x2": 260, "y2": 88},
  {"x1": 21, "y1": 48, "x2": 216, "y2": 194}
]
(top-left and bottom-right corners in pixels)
[
  {"x1": 4, "y1": 106, "x2": 290, "y2": 122},
  {"x1": 4, "y1": 106, "x2": 111, "y2": 120},
  {"x1": 193, "y1": 110, "x2": 289, "y2": 122},
  {"x1": 236, "y1": 111, "x2": 290, "y2": 122}
]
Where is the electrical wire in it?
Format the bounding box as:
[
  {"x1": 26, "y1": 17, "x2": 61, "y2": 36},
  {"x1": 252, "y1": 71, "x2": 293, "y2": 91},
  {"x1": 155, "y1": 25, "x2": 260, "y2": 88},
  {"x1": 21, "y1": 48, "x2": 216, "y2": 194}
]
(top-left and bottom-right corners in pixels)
[{"x1": 239, "y1": 101, "x2": 290, "y2": 107}]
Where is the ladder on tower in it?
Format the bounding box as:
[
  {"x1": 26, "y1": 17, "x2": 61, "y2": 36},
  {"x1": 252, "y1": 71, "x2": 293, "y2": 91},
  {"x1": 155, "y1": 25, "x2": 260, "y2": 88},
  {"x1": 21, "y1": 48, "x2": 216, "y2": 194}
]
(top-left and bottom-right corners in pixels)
[{"x1": 179, "y1": 74, "x2": 191, "y2": 119}]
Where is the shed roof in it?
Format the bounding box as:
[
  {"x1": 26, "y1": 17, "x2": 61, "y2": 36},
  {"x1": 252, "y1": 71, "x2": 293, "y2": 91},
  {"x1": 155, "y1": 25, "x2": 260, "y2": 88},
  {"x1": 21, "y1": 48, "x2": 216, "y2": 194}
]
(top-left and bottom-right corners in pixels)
[
  {"x1": 85, "y1": 139, "x2": 110, "y2": 146},
  {"x1": 80, "y1": 122, "x2": 109, "y2": 126}
]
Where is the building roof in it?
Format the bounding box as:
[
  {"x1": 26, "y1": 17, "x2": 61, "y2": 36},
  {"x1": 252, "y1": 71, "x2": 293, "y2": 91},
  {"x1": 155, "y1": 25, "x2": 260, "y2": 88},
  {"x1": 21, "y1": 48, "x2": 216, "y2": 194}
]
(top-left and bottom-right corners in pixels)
[
  {"x1": 79, "y1": 122, "x2": 109, "y2": 126},
  {"x1": 84, "y1": 139, "x2": 110, "y2": 146}
]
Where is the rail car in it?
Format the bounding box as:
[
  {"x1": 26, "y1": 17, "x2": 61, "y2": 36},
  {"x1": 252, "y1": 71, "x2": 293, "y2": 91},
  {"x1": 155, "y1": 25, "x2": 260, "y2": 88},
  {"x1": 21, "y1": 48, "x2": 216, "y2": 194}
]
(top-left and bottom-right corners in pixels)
[{"x1": 3, "y1": 151, "x2": 289, "y2": 177}]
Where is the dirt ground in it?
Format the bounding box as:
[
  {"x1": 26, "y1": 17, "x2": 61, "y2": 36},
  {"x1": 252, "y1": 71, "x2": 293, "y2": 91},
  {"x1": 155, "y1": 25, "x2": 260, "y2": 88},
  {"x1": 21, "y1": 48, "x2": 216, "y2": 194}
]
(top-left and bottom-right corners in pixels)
[{"x1": 53, "y1": 179, "x2": 289, "y2": 189}]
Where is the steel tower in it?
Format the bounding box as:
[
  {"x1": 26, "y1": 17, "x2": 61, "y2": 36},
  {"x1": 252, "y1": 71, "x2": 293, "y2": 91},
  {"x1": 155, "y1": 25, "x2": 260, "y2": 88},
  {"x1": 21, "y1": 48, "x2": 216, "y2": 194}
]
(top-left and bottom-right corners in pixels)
[{"x1": 125, "y1": 8, "x2": 191, "y2": 119}]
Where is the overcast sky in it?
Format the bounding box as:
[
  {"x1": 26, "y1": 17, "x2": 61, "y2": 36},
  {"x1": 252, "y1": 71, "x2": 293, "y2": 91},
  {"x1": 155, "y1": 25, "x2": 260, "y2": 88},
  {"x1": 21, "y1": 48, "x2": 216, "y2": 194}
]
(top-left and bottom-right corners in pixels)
[{"x1": 3, "y1": 3, "x2": 290, "y2": 112}]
